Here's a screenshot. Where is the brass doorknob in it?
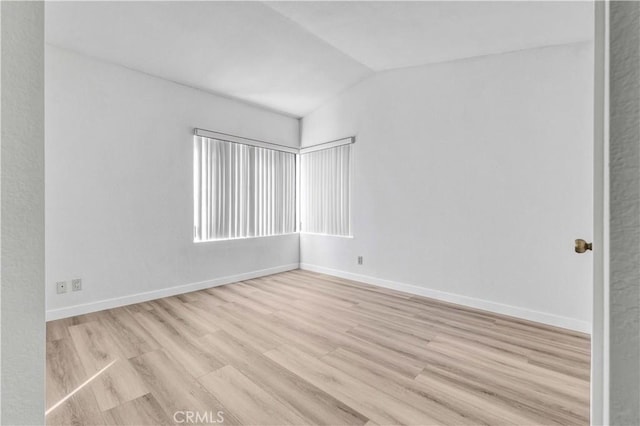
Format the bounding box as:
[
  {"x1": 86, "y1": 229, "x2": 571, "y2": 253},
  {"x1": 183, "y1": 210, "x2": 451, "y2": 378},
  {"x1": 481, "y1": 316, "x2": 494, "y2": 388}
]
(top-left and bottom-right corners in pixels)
[{"x1": 575, "y1": 239, "x2": 592, "y2": 253}]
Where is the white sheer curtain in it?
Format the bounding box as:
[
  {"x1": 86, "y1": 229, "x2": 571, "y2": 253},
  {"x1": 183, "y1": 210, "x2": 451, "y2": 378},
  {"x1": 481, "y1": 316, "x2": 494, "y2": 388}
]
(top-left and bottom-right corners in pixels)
[
  {"x1": 194, "y1": 136, "x2": 296, "y2": 241},
  {"x1": 300, "y1": 144, "x2": 352, "y2": 236}
]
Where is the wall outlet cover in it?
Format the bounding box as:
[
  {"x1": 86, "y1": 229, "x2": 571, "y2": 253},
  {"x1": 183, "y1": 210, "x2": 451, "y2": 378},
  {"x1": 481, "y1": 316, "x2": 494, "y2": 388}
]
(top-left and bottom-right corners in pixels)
[
  {"x1": 56, "y1": 281, "x2": 67, "y2": 294},
  {"x1": 72, "y1": 279, "x2": 82, "y2": 291},
  {"x1": 358, "y1": 256, "x2": 363, "y2": 265}
]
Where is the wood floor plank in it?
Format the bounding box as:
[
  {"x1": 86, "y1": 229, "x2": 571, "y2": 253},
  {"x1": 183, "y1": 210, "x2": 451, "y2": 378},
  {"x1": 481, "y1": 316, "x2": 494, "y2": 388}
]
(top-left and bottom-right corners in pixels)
[
  {"x1": 278, "y1": 298, "x2": 359, "y2": 331},
  {"x1": 199, "y1": 365, "x2": 308, "y2": 425},
  {"x1": 269, "y1": 307, "x2": 426, "y2": 378},
  {"x1": 97, "y1": 308, "x2": 161, "y2": 359},
  {"x1": 217, "y1": 302, "x2": 334, "y2": 357},
  {"x1": 47, "y1": 270, "x2": 590, "y2": 426},
  {"x1": 210, "y1": 286, "x2": 275, "y2": 315},
  {"x1": 183, "y1": 301, "x2": 280, "y2": 353},
  {"x1": 68, "y1": 321, "x2": 125, "y2": 371},
  {"x1": 149, "y1": 298, "x2": 219, "y2": 340},
  {"x1": 265, "y1": 344, "x2": 441, "y2": 425},
  {"x1": 211, "y1": 303, "x2": 292, "y2": 352},
  {"x1": 528, "y1": 351, "x2": 591, "y2": 381},
  {"x1": 414, "y1": 371, "x2": 551, "y2": 425},
  {"x1": 226, "y1": 285, "x2": 290, "y2": 314},
  {"x1": 290, "y1": 270, "x2": 412, "y2": 300},
  {"x1": 420, "y1": 342, "x2": 588, "y2": 423},
  {"x1": 129, "y1": 349, "x2": 241, "y2": 425},
  {"x1": 422, "y1": 363, "x2": 587, "y2": 424},
  {"x1": 47, "y1": 313, "x2": 102, "y2": 342},
  {"x1": 322, "y1": 348, "x2": 479, "y2": 425},
  {"x1": 202, "y1": 330, "x2": 368, "y2": 426},
  {"x1": 254, "y1": 275, "x2": 356, "y2": 309},
  {"x1": 431, "y1": 334, "x2": 589, "y2": 394},
  {"x1": 132, "y1": 309, "x2": 224, "y2": 378},
  {"x1": 88, "y1": 359, "x2": 149, "y2": 412},
  {"x1": 47, "y1": 393, "x2": 108, "y2": 426},
  {"x1": 47, "y1": 339, "x2": 88, "y2": 408},
  {"x1": 492, "y1": 321, "x2": 591, "y2": 352},
  {"x1": 46, "y1": 339, "x2": 106, "y2": 425},
  {"x1": 68, "y1": 322, "x2": 150, "y2": 411},
  {"x1": 103, "y1": 393, "x2": 172, "y2": 426},
  {"x1": 46, "y1": 319, "x2": 73, "y2": 342}
]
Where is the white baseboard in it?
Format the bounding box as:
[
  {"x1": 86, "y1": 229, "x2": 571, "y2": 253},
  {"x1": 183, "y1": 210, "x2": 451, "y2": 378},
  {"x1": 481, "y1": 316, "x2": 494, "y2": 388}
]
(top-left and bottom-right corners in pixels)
[
  {"x1": 46, "y1": 263, "x2": 299, "y2": 321},
  {"x1": 300, "y1": 263, "x2": 591, "y2": 334}
]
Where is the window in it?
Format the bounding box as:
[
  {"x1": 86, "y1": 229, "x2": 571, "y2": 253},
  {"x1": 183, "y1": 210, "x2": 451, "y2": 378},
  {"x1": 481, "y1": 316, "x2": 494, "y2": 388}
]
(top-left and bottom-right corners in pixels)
[
  {"x1": 194, "y1": 135, "x2": 296, "y2": 241},
  {"x1": 300, "y1": 143, "x2": 352, "y2": 236}
]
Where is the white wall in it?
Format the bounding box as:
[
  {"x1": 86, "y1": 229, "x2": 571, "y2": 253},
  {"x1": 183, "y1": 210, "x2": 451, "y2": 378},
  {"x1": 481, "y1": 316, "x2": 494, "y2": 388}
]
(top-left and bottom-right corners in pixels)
[
  {"x1": 45, "y1": 46, "x2": 300, "y2": 319},
  {"x1": 1, "y1": 2, "x2": 45, "y2": 423},
  {"x1": 301, "y1": 42, "x2": 594, "y2": 332}
]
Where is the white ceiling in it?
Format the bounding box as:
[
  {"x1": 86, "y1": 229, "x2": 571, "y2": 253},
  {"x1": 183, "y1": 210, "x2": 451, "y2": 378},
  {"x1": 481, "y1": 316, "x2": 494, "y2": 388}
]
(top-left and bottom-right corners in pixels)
[
  {"x1": 265, "y1": 1, "x2": 594, "y2": 71},
  {"x1": 46, "y1": 1, "x2": 594, "y2": 118}
]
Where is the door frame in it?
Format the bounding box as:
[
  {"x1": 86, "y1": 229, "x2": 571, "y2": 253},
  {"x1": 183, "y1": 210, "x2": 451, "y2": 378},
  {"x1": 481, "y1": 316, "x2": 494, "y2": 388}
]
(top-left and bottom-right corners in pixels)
[{"x1": 592, "y1": 1, "x2": 609, "y2": 424}]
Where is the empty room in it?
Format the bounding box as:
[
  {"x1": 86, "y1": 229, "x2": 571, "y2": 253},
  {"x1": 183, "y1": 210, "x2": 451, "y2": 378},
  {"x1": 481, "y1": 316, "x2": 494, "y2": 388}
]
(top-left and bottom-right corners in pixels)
[{"x1": 6, "y1": 0, "x2": 640, "y2": 425}]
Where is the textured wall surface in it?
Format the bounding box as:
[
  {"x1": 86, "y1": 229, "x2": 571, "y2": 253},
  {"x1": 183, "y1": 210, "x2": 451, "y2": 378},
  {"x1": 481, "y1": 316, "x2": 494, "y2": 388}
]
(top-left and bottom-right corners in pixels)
[
  {"x1": 0, "y1": 1, "x2": 45, "y2": 424},
  {"x1": 609, "y1": 2, "x2": 640, "y2": 424}
]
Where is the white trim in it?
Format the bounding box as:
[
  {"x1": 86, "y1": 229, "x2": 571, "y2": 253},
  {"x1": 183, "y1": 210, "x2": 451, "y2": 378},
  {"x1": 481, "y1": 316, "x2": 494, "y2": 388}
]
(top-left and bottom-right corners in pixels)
[
  {"x1": 300, "y1": 263, "x2": 591, "y2": 334},
  {"x1": 592, "y1": 1, "x2": 609, "y2": 424},
  {"x1": 194, "y1": 128, "x2": 298, "y2": 154},
  {"x1": 194, "y1": 129, "x2": 355, "y2": 156},
  {"x1": 299, "y1": 232, "x2": 353, "y2": 239},
  {"x1": 45, "y1": 263, "x2": 299, "y2": 321},
  {"x1": 299, "y1": 137, "x2": 355, "y2": 154},
  {"x1": 195, "y1": 232, "x2": 299, "y2": 243}
]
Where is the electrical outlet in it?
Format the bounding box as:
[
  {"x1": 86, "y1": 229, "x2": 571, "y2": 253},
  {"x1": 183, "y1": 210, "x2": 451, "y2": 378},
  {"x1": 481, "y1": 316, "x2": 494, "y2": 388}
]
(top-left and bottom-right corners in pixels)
[
  {"x1": 56, "y1": 281, "x2": 67, "y2": 294},
  {"x1": 357, "y1": 256, "x2": 363, "y2": 265},
  {"x1": 72, "y1": 278, "x2": 82, "y2": 292}
]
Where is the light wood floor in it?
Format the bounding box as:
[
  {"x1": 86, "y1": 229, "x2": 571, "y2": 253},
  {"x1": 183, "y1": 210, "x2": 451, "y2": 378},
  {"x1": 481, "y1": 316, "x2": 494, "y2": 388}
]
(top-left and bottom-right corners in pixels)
[{"x1": 46, "y1": 270, "x2": 590, "y2": 425}]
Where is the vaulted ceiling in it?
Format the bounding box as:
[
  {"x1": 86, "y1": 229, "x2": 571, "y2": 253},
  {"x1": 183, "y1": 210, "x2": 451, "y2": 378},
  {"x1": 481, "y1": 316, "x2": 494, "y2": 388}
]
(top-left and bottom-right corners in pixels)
[{"x1": 45, "y1": 1, "x2": 594, "y2": 118}]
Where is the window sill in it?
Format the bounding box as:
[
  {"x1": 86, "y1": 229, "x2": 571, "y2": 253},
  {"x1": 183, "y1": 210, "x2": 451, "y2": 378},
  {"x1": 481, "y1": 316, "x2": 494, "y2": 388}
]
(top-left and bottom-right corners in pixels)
[
  {"x1": 194, "y1": 232, "x2": 299, "y2": 243},
  {"x1": 299, "y1": 232, "x2": 354, "y2": 239}
]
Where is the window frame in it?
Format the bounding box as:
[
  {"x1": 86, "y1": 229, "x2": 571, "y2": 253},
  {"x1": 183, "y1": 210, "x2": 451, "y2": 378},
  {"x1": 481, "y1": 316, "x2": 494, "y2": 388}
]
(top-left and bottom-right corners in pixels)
[
  {"x1": 193, "y1": 130, "x2": 298, "y2": 243},
  {"x1": 299, "y1": 140, "x2": 354, "y2": 238},
  {"x1": 192, "y1": 128, "x2": 355, "y2": 242}
]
